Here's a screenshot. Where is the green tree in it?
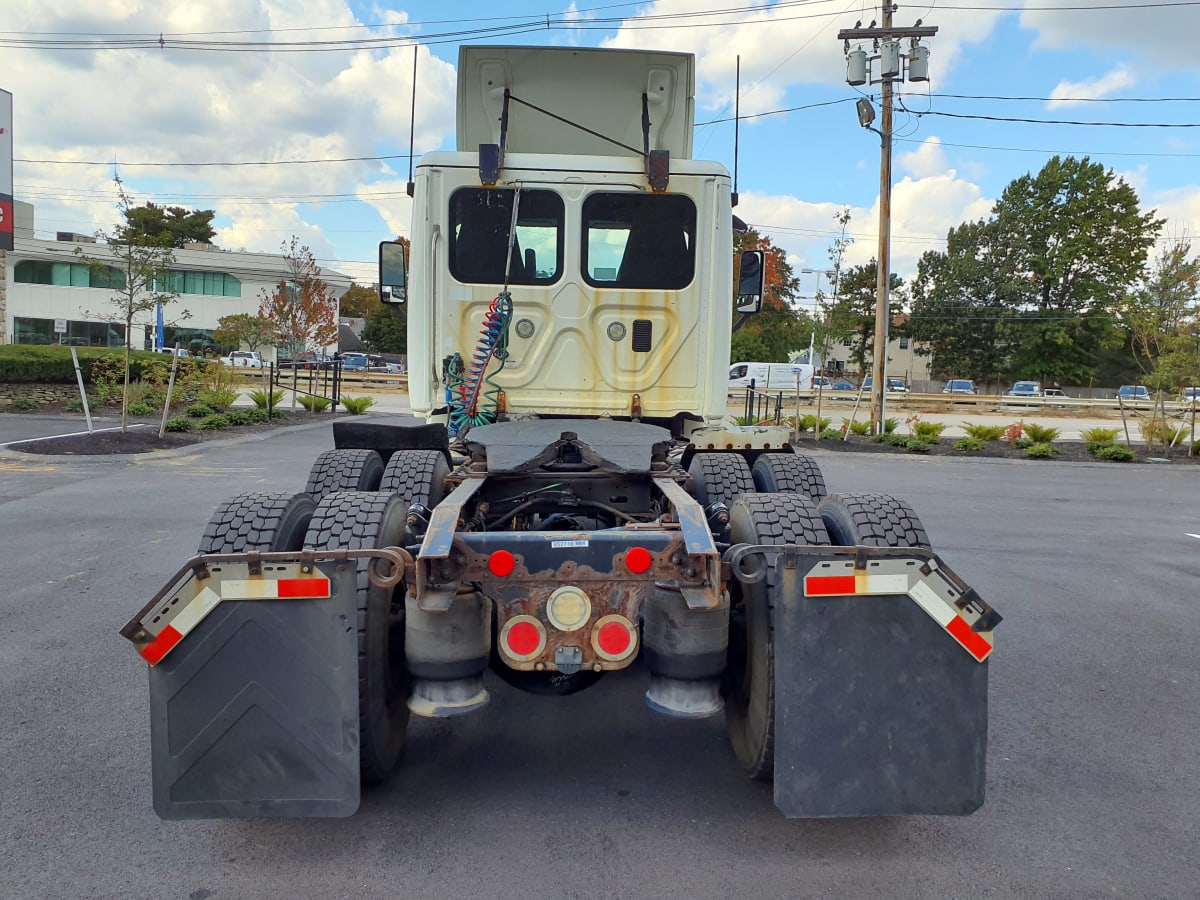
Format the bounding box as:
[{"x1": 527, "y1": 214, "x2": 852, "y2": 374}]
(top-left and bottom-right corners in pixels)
[
  {"x1": 78, "y1": 177, "x2": 183, "y2": 431},
  {"x1": 213, "y1": 313, "x2": 275, "y2": 355},
  {"x1": 827, "y1": 260, "x2": 904, "y2": 378},
  {"x1": 730, "y1": 228, "x2": 811, "y2": 362},
  {"x1": 905, "y1": 220, "x2": 1016, "y2": 383},
  {"x1": 119, "y1": 202, "x2": 216, "y2": 248},
  {"x1": 361, "y1": 306, "x2": 407, "y2": 355},
  {"x1": 989, "y1": 155, "x2": 1162, "y2": 382},
  {"x1": 258, "y1": 238, "x2": 340, "y2": 357},
  {"x1": 340, "y1": 283, "x2": 385, "y2": 319},
  {"x1": 1122, "y1": 237, "x2": 1200, "y2": 391}
]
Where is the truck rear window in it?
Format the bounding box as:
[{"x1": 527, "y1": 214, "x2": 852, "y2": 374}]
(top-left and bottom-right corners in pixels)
[
  {"x1": 449, "y1": 188, "x2": 563, "y2": 286},
  {"x1": 582, "y1": 193, "x2": 696, "y2": 290}
]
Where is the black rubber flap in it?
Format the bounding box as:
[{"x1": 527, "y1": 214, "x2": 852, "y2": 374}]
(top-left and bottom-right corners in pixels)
[
  {"x1": 333, "y1": 417, "x2": 449, "y2": 462},
  {"x1": 149, "y1": 566, "x2": 360, "y2": 818},
  {"x1": 772, "y1": 553, "x2": 988, "y2": 817}
]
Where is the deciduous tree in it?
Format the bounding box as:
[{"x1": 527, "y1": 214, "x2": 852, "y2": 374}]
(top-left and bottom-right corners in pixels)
[
  {"x1": 213, "y1": 313, "x2": 274, "y2": 354},
  {"x1": 731, "y1": 228, "x2": 811, "y2": 362},
  {"x1": 78, "y1": 177, "x2": 183, "y2": 432},
  {"x1": 340, "y1": 283, "x2": 385, "y2": 319},
  {"x1": 258, "y1": 238, "x2": 339, "y2": 357},
  {"x1": 362, "y1": 306, "x2": 407, "y2": 355}
]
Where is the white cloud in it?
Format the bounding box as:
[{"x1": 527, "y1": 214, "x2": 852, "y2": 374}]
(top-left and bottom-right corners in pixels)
[
  {"x1": 739, "y1": 168, "x2": 993, "y2": 284},
  {"x1": 1048, "y1": 67, "x2": 1135, "y2": 108},
  {"x1": 1023, "y1": 4, "x2": 1200, "y2": 69},
  {"x1": 898, "y1": 137, "x2": 948, "y2": 180}
]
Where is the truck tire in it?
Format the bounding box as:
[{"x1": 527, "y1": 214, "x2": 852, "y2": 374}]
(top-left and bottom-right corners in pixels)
[
  {"x1": 688, "y1": 452, "x2": 754, "y2": 509},
  {"x1": 379, "y1": 449, "x2": 450, "y2": 508},
  {"x1": 304, "y1": 491, "x2": 410, "y2": 783},
  {"x1": 818, "y1": 492, "x2": 930, "y2": 549},
  {"x1": 724, "y1": 493, "x2": 829, "y2": 780},
  {"x1": 751, "y1": 451, "x2": 826, "y2": 500},
  {"x1": 198, "y1": 491, "x2": 315, "y2": 553},
  {"x1": 305, "y1": 449, "x2": 384, "y2": 501}
]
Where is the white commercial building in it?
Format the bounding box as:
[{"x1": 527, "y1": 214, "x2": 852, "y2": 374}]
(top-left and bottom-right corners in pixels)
[{"x1": 0, "y1": 202, "x2": 351, "y2": 360}]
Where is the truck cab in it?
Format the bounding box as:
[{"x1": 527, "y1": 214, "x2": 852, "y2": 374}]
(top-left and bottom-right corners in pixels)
[{"x1": 396, "y1": 46, "x2": 738, "y2": 433}]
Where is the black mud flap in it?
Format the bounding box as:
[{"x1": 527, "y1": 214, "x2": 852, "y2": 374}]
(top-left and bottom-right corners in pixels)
[
  {"x1": 771, "y1": 551, "x2": 988, "y2": 817},
  {"x1": 148, "y1": 562, "x2": 360, "y2": 819}
]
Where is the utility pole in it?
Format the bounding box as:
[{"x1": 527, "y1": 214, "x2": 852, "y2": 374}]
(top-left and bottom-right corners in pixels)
[{"x1": 839, "y1": 7, "x2": 937, "y2": 433}]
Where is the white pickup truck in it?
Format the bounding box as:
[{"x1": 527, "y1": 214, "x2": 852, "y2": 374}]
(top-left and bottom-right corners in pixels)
[{"x1": 219, "y1": 351, "x2": 264, "y2": 368}]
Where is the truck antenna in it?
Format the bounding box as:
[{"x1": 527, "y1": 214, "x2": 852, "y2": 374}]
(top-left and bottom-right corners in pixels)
[
  {"x1": 407, "y1": 45, "x2": 418, "y2": 198},
  {"x1": 732, "y1": 55, "x2": 740, "y2": 208}
]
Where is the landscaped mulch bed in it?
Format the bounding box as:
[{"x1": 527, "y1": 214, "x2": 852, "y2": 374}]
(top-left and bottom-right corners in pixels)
[{"x1": 795, "y1": 434, "x2": 1198, "y2": 465}]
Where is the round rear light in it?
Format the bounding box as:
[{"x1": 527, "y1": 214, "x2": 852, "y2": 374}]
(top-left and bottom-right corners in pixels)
[
  {"x1": 592, "y1": 615, "x2": 638, "y2": 662},
  {"x1": 488, "y1": 550, "x2": 516, "y2": 577},
  {"x1": 501, "y1": 615, "x2": 546, "y2": 662},
  {"x1": 546, "y1": 585, "x2": 591, "y2": 632},
  {"x1": 625, "y1": 546, "x2": 653, "y2": 574}
]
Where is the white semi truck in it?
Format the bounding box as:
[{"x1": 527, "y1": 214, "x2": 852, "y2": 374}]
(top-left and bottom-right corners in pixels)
[{"x1": 123, "y1": 45, "x2": 999, "y2": 819}]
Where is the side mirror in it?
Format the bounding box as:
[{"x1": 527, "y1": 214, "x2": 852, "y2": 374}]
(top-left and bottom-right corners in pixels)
[
  {"x1": 735, "y1": 249, "x2": 764, "y2": 314},
  {"x1": 379, "y1": 241, "x2": 408, "y2": 305}
]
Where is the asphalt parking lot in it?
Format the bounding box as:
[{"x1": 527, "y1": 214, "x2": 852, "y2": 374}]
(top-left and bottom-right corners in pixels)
[{"x1": 1, "y1": 418, "x2": 1197, "y2": 899}]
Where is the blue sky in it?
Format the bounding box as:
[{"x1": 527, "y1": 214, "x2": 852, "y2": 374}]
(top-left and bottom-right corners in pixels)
[{"x1": 2, "y1": 0, "x2": 1198, "y2": 307}]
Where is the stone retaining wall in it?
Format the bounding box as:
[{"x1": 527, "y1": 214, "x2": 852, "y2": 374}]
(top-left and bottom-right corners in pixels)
[{"x1": 0, "y1": 383, "x2": 84, "y2": 407}]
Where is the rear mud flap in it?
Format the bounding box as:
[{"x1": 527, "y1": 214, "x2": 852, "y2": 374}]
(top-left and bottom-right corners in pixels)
[
  {"x1": 148, "y1": 562, "x2": 360, "y2": 819},
  {"x1": 771, "y1": 551, "x2": 988, "y2": 817}
]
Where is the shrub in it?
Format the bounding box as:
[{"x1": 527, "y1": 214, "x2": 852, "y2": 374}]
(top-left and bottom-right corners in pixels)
[
  {"x1": 962, "y1": 423, "x2": 1006, "y2": 442},
  {"x1": 733, "y1": 415, "x2": 760, "y2": 425},
  {"x1": 65, "y1": 396, "x2": 95, "y2": 413},
  {"x1": 845, "y1": 418, "x2": 871, "y2": 436},
  {"x1": 819, "y1": 427, "x2": 842, "y2": 441},
  {"x1": 248, "y1": 388, "x2": 285, "y2": 410},
  {"x1": 882, "y1": 417, "x2": 899, "y2": 434},
  {"x1": 269, "y1": 407, "x2": 288, "y2": 419},
  {"x1": 906, "y1": 437, "x2": 934, "y2": 452},
  {"x1": 1081, "y1": 427, "x2": 1120, "y2": 445},
  {"x1": 1140, "y1": 419, "x2": 1189, "y2": 447},
  {"x1": 1024, "y1": 442, "x2": 1059, "y2": 459},
  {"x1": 871, "y1": 434, "x2": 889, "y2": 444},
  {"x1": 1096, "y1": 444, "x2": 1136, "y2": 462},
  {"x1": 1024, "y1": 423, "x2": 1060, "y2": 443},
  {"x1": 186, "y1": 403, "x2": 215, "y2": 418},
  {"x1": 126, "y1": 401, "x2": 158, "y2": 417},
  {"x1": 341, "y1": 396, "x2": 377, "y2": 415},
  {"x1": 913, "y1": 421, "x2": 946, "y2": 439},
  {"x1": 197, "y1": 387, "x2": 239, "y2": 412},
  {"x1": 1004, "y1": 421, "x2": 1025, "y2": 442},
  {"x1": 884, "y1": 432, "x2": 910, "y2": 447},
  {"x1": 224, "y1": 409, "x2": 256, "y2": 426},
  {"x1": 242, "y1": 407, "x2": 270, "y2": 424},
  {"x1": 1085, "y1": 441, "x2": 1115, "y2": 455},
  {"x1": 298, "y1": 395, "x2": 332, "y2": 413},
  {"x1": 11, "y1": 397, "x2": 40, "y2": 411},
  {"x1": 1012, "y1": 436, "x2": 1034, "y2": 450},
  {"x1": 197, "y1": 414, "x2": 231, "y2": 430},
  {"x1": 164, "y1": 415, "x2": 194, "y2": 433},
  {"x1": 954, "y1": 437, "x2": 987, "y2": 452}
]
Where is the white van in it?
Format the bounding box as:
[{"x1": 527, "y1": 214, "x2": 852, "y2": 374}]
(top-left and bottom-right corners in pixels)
[{"x1": 729, "y1": 362, "x2": 814, "y2": 391}]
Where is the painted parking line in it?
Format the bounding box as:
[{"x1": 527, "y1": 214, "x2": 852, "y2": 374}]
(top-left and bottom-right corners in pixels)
[{"x1": 0, "y1": 422, "x2": 150, "y2": 448}]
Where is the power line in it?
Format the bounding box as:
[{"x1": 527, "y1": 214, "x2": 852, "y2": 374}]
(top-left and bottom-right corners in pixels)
[{"x1": 920, "y1": 110, "x2": 1200, "y2": 127}]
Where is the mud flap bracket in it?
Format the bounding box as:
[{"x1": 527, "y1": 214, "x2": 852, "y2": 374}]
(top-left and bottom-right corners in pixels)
[
  {"x1": 770, "y1": 548, "x2": 989, "y2": 817},
  {"x1": 147, "y1": 561, "x2": 361, "y2": 819}
]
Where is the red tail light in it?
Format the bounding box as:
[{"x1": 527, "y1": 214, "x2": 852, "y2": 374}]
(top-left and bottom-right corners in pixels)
[
  {"x1": 624, "y1": 546, "x2": 652, "y2": 574},
  {"x1": 592, "y1": 615, "x2": 638, "y2": 662},
  {"x1": 488, "y1": 550, "x2": 516, "y2": 576},
  {"x1": 500, "y1": 615, "x2": 546, "y2": 661}
]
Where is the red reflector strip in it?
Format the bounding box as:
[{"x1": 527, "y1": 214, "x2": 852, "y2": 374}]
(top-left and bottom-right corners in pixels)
[
  {"x1": 805, "y1": 575, "x2": 857, "y2": 596},
  {"x1": 276, "y1": 578, "x2": 331, "y2": 598},
  {"x1": 139, "y1": 624, "x2": 182, "y2": 666},
  {"x1": 945, "y1": 615, "x2": 993, "y2": 662}
]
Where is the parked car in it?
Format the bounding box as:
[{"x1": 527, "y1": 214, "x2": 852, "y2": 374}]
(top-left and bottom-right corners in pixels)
[
  {"x1": 340, "y1": 352, "x2": 389, "y2": 373},
  {"x1": 1116, "y1": 385, "x2": 1151, "y2": 402},
  {"x1": 942, "y1": 379, "x2": 978, "y2": 395},
  {"x1": 385, "y1": 362, "x2": 407, "y2": 375},
  {"x1": 220, "y1": 350, "x2": 264, "y2": 368},
  {"x1": 280, "y1": 352, "x2": 333, "y2": 370},
  {"x1": 1007, "y1": 381, "x2": 1041, "y2": 398},
  {"x1": 861, "y1": 377, "x2": 909, "y2": 393},
  {"x1": 828, "y1": 380, "x2": 856, "y2": 392},
  {"x1": 1180, "y1": 386, "x2": 1199, "y2": 406},
  {"x1": 154, "y1": 347, "x2": 191, "y2": 358}
]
